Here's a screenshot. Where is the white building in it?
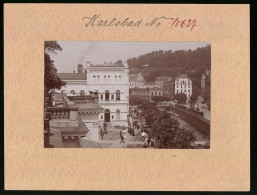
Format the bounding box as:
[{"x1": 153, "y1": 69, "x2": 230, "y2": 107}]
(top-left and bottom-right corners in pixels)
[
  {"x1": 87, "y1": 62, "x2": 129, "y2": 126},
  {"x1": 58, "y1": 63, "x2": 129, "y2": 127},
  {"x1": 175, "y1": 74, "x2": 192, "y2": 99},
  {"x1": 57, "y1": 64, "x2": 88, "y2": 96}
]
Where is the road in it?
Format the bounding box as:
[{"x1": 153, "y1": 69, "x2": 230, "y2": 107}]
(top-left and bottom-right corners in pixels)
[{"x1": 168, "y1": 107, "x2": 210, "y2": 141}]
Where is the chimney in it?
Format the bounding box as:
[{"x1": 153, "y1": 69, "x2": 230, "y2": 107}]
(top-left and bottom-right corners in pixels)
[{"x1": 78, "y1": 64, "x2": 83, "y2": 73}]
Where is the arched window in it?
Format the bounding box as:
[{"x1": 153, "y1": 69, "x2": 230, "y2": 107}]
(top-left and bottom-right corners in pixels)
[
  {"x1": 116, "y1": 90, "x2": 120, "y2": 100},
  {"x1": 116, "y1": 110, "x2": 120, "y2": 120},
  {"x1": 80, "y1": 90, "x2": 85, "y2": 96},
  {"x1": 70, "y1": 90, "x2": 75, "y2": 95},
  {"x1": 105, "y1": 90, "x2": 109, "y2": 101}
]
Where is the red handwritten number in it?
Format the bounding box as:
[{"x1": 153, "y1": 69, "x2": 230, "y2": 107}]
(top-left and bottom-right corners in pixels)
[{"x1": 169, "y1": 18, "x2": 197, "y2": 31}]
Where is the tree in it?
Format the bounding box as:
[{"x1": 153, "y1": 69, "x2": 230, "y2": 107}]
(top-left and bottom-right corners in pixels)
[
  {"x1": 151, "y1": 96, "x2": 170, "y2": 102},
  {"x1": 190, "y1": 90, "x2": 199, "y2": 106},
  {"x1": 145, "y1": 110, "x2": 195, "y2": 148},
  {"x1": 116, "y1": 60, "x2": 123, "y2": 65},
  {"x1": 174, "y1": 93, "x2": 187, "y2": 104},
  {"x1": 44, "y1": 41, "x2": 66, "y2": 94}
]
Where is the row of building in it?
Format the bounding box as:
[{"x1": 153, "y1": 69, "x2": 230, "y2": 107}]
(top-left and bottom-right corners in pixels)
[{"x1": 129, "y1": 72, "x2": 193, "y2": 101}]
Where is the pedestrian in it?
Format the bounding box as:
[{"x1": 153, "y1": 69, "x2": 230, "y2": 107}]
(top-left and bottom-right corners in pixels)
[
  {"x1": 120, "y1": 134, "x2": 125, "y2": 143},
  {"x1": 103, "y1": 122, "x2": 107, "y2": 134},
  {"x1": 151, "y1": 139, "x2": 155, "y2": 147},
  {"x1": 147, "y1": 137, "x2": 151, "y2": 147},
  {"x1": 120, "y1": 129, "x2": 122, "y2": 139},
  {"x1": 100, "y1": 128, "x2": 104, "y2": 139}
]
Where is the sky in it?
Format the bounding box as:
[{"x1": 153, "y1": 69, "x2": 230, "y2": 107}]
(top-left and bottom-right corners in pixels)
[{"x1": 50, "y1": 41, "x2": 210, "y2": 73}]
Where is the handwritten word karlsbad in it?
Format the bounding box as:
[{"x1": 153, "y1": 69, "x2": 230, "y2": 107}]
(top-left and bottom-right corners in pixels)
[{"x1": 82, "y1": 14, "x2": 198, "y2": 31}]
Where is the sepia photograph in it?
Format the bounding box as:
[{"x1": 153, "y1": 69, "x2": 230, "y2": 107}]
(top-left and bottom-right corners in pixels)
[{"x1": 44, "y1": 41, "x2": 211, "y2": 149}]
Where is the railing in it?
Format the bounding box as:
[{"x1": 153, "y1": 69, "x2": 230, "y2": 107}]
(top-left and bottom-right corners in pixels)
[
  {"x1": 48, "y1": 107, "x2": 78, "y2": 120},
  {"x1": 170, "y1": 106, "x2": 210, "y2": 124},
  {"x1": 68, "y1": 96, "x2": 98, "y2": 104}
]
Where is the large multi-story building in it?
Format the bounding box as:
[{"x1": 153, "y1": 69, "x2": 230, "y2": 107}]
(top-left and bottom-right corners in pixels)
[
  {"x1": 57, "y1": 62, "x2": 129, "y2": 126},
  {"x1": 175, "y1": 74, "x2": 192, "y2": 99}
]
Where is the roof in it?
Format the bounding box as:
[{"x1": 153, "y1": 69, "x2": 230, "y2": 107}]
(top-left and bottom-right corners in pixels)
[
  {"x1": 176, "y1": 74, "x2": 191, "y2": 80},
  {"x1": 89, "y1": 63, "x2": 124, "y2": 67},
  {"x1": 57, "y1": 73, "x2": 87, "y2": 80},
  {"x1": 155, "y1": 77, "x2": 172, "y2": 81}
]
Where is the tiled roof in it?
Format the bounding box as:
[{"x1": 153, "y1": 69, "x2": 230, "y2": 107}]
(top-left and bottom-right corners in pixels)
[{"x1": 57, "y1": 73, "x2": 87, "y2": 80}]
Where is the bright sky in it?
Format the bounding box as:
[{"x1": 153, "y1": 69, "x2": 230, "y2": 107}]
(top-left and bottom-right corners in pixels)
[{"x1": 50, "y1": 41, "x2": 210, "y2": 73}]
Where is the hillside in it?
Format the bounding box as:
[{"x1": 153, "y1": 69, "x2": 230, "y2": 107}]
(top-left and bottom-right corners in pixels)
[
  {"x1": 127, "y1": 45, "x2": 211, "y2": 82},
  {"x1": 127, "y1": 45, "x2": 211, "y2": 92}
]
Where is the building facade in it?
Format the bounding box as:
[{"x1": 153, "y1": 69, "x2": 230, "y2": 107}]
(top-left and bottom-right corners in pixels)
[
  {"x1": 57, "y1": 63, "x2": 129, "y2": 127},
  {"x1": 57, "y1": 64, "x2": 88, "y2": 96},
  {"x1": 86, "y1": 62, "x2": 129, "y2": 126},
  {"x1": 130, "y1": 87, "x2": 150, "y2": 101},
  {"x1": 155, "y1": 76, "x2": 172, "y2": 88},
  {"x1": 175, "y1": 74, "x2": 192, "y2": 99}
]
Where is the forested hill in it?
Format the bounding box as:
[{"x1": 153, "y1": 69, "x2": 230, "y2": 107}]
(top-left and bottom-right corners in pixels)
[{"x1": 127, "y1": 45, "x2": 211, "y2": 70}]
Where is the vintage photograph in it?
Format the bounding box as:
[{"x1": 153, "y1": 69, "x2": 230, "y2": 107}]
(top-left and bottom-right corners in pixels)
[{"x1": 44, "y1": 41, "x2": 211, "y2": 149}]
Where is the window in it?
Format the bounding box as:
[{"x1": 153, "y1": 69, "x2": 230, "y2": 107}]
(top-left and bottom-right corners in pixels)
[
  {"x1": 111, "y1": 95, "x2": 114, "y2": 100},
  {"x1": 101, "y1": 115, "x2": 103, "y2": 119},
  {"x1": 112, "y1": 115, "x2": 114, "y2": 119},
  {"x1": 159, "y1": 92, "x2": 161, "y2": 96},
  {"x1": 80, "y1": 90, "x2": 85, "y2": 96},
  {"x1": 177, "y1": 85, "x2": 178, "y2": 88},
  {"x1": 177, "y1": 90, "x2": 179, "y2": 92},
  {"x1": 100, "y1": 95, "x2": 103, "y2": 100},
  {"x1": 70, "y1": 90, "x2": 75, "y2": 95},
  {"x1": 152, "y1": 92, "x2": 154, "y2": 95},
  {"x1": 188, "y1": 90, "x2": 190, "y2": 92},
  {"x1": 116, "y1": 90, "x2": 120, "y2": 100},
  {"x1": 105, "y1": 90, "x2": 109, "y2": 101},
  {"x1": 184, "y1": 90, "x2": 186, "y2": 92},
  {"x1": 116, "y1": 110, "x2": 120, "y2": 120},
  {"x1": 155, "y1": 92, "x2": 157, "y2": 96}
]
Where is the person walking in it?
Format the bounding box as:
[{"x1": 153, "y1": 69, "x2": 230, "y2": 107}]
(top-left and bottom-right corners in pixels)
[
  {"x1": 120, "y1": 134, "x2": 125, "y2": 143},
  {"x1": 100, "y1": 127, "x2": 104, "y2": 139},
  {"x1": 103, "y1": 122, "x2": 107, "y2": 134},
  {"x1": 120, "y1": 129, "x2": 122, "y2": 139}
]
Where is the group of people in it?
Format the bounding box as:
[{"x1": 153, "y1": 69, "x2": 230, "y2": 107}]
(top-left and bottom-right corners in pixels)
[{"x1": 141, "y1": 128, "x2": 155, "y2": 148}]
